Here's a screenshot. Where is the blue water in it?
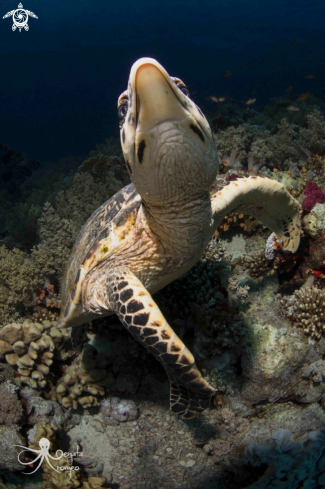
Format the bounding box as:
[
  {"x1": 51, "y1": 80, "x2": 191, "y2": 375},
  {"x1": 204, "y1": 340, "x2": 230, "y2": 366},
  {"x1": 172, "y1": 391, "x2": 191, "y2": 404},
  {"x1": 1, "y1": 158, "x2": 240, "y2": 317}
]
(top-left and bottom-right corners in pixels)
[{"x1": 1, "y1": 0, "x2": 325, "y2": 160}]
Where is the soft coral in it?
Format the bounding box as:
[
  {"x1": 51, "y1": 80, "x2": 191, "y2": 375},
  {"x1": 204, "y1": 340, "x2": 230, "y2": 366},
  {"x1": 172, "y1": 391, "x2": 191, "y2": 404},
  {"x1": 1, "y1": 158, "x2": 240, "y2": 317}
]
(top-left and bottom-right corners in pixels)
[{"x1": 302, "y1": 181, "x2": 324, "y2": 212}]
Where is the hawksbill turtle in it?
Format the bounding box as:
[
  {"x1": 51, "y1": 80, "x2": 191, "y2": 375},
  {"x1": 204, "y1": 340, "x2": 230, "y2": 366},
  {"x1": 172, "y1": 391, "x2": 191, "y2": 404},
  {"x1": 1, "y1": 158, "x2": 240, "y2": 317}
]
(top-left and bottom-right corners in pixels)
[{"x1": 57, "y1": 58, "x2": 301, "y2": 418}]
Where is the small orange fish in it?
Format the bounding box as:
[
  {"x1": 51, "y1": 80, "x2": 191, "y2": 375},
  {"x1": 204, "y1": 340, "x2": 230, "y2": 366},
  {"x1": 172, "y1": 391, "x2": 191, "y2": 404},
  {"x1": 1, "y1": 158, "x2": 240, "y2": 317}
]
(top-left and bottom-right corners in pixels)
[
  {"x1": 286, "y1": 86, "x2": 293, "y2": 92},
  {"x1": 304, "y1": 74, "x2": 314, "y2": 79},
  {"x1": 224, "y1": 71, "x2": 232, "y2": 78},
  {"x1": 286, "y1": 104, "x2": 300, "y2": 112},
  {"x1": 299, "y1": 92, "x2": 309, "y2": 100},
  {"x1": 209, "y1": 96, "x2": 226, "y2": 103},
  {"x1": 245, "y1": 98, "x2": 256, "y2": 105}
]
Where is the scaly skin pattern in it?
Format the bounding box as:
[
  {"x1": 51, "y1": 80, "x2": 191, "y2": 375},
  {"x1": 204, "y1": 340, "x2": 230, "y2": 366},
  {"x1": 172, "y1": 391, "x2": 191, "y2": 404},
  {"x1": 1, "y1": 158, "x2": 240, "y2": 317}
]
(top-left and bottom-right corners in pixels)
[
  {"x1": 211, "y1": 176, "x2": 301, "y2": 252},
  {"x1": 106, "y1": 270, "x2": 216, "y2": 418},
  {"x1": 57, "y1": 58, "x2": 301, "y2": 418}
]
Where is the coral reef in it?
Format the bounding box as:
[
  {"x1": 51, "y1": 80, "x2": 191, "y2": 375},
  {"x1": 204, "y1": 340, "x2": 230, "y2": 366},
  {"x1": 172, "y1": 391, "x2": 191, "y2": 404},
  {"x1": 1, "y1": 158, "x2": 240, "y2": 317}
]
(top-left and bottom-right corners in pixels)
[
  {"x1": 0, "y1": 380, "x2": 23, "y2": 425},
  {"x1": 0, "y1": 319, "x2": 71, "y2": 388},
  {"x1": 217, "y1": 212, "x2": 260, "y2": 235},
  {"x1": 214, "y1": 124, "x2": 249, "y2": 170},
  {"x1": 100, "y1": 397, "x2": 139, "y2": 424},
  {"x1": 299, "y1": 110, "x2": 325, "y2": 155},
  {"x1": 214, "y1": 118, "x2": 310, "y2": 174},
  {"x1": 245, "y1": 428, "x2": 325, "y2": 489},
  {"x1": 79, "y1": 154, "x2": 130, "y2": 186},
  {"x1": 56, "y1": 344, "x2": 114, "y2": 409},
  {"x1": 0, "y1": 425, "x2": 27, "y2": 471},
  {"x1": 241, "y1": 250, "x2": 273, "y2": 280},
  {"x1": 2, "y1": 106, "x2": 325, "y2": 488},
  {"x1": 0, "y1": 245, "x2": 43, "y2": 323},
  {"x1": 302, "y1": 181, "x2": 324, "y2": 212},
  {"x1": 32, "y1": 172, "x2": 123, "y2": 281},
  {"x1": 20, "y1": 386, "x2": 70, "y2": 428},
  {"x1": 302, "y1": 202, "x2": 325, "y2": 238},
  {"x1": 28, "y1": 422, "x2": 108, "y2": 488},
  {"x1": 283, "y1": 286, "x2": 325, "y2": 339},
  {"x1": 226, "y1": 275, "x2": 250, "y2": 307}
]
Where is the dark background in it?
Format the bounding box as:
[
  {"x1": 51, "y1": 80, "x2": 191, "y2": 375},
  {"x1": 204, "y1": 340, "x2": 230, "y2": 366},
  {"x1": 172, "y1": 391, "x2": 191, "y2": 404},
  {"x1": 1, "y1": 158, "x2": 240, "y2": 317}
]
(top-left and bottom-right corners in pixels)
[{"x1": 1, "y1": 0, "x2": 325, "y2": 161}]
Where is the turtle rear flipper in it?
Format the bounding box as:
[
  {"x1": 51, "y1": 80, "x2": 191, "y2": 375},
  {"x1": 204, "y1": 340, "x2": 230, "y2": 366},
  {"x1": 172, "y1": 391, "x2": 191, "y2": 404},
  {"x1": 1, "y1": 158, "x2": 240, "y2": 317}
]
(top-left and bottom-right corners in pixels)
[
  {"x1": 85, "y1": 269, "x2": 216, "y2": 418},
  {"x1": 211, "y1": 176, "x2": 301, "y2": 252},
  {"x1": 169, "y1": 380, "x2": 213, "y2": 419}
]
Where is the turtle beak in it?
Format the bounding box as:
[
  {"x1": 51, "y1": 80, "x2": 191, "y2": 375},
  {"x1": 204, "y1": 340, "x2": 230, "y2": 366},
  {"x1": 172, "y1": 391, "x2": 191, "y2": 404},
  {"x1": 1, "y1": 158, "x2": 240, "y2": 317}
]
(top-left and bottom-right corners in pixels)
[{"x1": 132, "y1": 59, "x2": 188, "y2": 132}]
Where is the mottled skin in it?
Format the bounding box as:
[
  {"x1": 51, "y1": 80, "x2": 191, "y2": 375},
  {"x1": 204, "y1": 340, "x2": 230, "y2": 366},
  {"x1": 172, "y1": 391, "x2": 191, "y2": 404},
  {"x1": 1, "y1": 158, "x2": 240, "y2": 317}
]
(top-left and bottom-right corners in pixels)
[{"x1": 57, "y1": 58, "x2": 301, "y2": 418}]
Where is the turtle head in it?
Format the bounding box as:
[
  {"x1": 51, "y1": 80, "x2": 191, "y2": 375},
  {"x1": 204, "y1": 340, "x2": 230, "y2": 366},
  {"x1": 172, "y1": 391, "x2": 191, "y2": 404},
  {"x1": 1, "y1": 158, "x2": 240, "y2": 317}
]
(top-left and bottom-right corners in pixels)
[{"x1": 118, "y1": 58, "x2": 219, "y2": 206}]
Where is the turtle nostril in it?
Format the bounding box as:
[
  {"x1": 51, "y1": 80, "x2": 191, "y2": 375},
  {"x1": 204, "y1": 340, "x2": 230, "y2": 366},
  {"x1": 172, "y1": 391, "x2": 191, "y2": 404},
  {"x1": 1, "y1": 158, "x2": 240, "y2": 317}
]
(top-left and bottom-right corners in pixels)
[
  {"x1": 190, "y1": 124, "x2": 205, "y2": 142},
  {"x1": 137, "y1": 140, "x2": 146, "y2": 163}
]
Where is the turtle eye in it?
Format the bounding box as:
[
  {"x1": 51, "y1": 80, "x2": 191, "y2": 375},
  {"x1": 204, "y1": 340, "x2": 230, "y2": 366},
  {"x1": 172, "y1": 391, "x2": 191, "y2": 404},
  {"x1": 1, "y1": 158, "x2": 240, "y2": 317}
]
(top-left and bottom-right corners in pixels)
[
  {"x1": 180, "y1": 86, "x2": 190, "y2": 97},
  {"x1": 171, "y1": 77, "x2": 190, "y2": 98},
  {"x1": 118, "y1": 102, "x2": 128, "y2": 127},
  {"x1": 118, "y1": 104, "x2": 128, "y2": 120}
]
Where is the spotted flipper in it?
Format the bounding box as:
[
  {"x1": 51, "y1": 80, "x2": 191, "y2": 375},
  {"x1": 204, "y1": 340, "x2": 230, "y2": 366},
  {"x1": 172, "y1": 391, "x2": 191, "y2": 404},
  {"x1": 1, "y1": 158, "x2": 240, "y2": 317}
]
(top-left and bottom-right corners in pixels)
[
  {"x1": 105, "y1": 270, "x2": 216, "y2": 418},
  {"x1": 211, "y1": 176, "x2": 301, "y2": 252}
]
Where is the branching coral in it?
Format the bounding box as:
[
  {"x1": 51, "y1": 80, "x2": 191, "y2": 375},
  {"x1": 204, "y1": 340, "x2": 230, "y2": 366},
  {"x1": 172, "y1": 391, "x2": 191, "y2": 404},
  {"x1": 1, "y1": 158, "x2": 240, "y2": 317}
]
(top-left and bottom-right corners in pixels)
[
  {"x1": 283, "y1": 286, "x2": 325, "y2": 339},
  {"x1": 241, "y1": 251, "x2": 273, "y2": 280},
  {"x1": 226, "y1": 276, "x2": 250, "y2": 307}
]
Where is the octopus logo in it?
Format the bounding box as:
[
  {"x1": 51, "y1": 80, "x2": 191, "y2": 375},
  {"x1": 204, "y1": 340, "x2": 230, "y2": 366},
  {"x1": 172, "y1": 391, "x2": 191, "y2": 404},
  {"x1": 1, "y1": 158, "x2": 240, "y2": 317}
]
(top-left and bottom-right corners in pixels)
[
  {"x1": 2, "y1": 3, "x2": 38, "y2": 32},
  {"x1": 14, "y1": 438, "x2": 83, "y2": 480}
]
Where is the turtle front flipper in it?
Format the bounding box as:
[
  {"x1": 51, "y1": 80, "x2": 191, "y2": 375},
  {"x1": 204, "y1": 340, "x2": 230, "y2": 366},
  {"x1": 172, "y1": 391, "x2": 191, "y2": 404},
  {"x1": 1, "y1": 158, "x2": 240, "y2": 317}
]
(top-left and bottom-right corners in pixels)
[
  {"x1": 211, "y1": 176, "x2": 301, "y2": 252},
  {"x1": 104, "y1": 270, "x2": 216, "y2": 418}
]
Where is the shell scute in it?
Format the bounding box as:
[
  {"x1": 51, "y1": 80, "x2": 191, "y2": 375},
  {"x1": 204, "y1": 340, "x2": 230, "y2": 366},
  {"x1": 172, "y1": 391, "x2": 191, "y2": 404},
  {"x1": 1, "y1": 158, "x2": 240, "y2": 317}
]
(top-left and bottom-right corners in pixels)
[{"x1": 61, "y1": 183, "x2": 141, "y2": 311}]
